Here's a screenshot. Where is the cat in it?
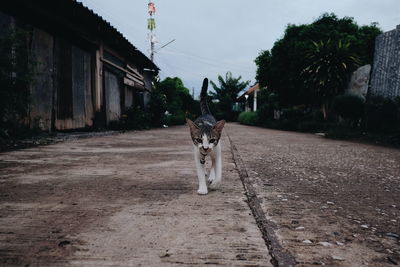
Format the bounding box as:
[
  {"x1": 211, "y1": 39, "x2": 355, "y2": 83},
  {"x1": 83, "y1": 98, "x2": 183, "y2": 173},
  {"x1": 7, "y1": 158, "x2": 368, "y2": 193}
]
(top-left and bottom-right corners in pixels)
[{"x1": 186, "y1": 78, "x2": 225, "y2": 195}]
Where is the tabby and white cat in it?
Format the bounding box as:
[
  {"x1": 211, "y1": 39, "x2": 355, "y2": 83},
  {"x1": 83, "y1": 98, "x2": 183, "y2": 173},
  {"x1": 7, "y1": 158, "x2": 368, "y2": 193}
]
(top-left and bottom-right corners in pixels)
[{"x1": 186, "y1": 78, "x2": 225, "y2": 195}]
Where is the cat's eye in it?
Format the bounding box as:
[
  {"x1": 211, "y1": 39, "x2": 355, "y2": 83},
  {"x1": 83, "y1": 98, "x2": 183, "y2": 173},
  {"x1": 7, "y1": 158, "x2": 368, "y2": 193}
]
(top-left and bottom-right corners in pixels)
[
  {"x1": 209, "y1": 139, "x2": 216, "y2": 143},
  {"x1": 196, "y1": 138, "x2": 203, "y2": 143}
]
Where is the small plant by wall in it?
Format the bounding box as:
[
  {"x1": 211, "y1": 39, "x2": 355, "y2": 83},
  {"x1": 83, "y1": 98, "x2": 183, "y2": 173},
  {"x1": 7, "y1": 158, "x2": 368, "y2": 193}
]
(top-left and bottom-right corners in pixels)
[
  {"x1": 333, "y1": 93, "x2": 366, "y2": 126},
  {"x1": 0, "y1": 28, "x2": 36, "y2": 140},
  {"x1": 238, "y1": 112, "x2": 258, "y2": 126}
]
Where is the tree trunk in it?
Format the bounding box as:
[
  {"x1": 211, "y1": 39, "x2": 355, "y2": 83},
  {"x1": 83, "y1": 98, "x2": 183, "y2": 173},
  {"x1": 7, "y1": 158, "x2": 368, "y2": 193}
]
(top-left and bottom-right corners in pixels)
[{"x1": 322, "y1": 103, "x2": 327, "y2": 120}]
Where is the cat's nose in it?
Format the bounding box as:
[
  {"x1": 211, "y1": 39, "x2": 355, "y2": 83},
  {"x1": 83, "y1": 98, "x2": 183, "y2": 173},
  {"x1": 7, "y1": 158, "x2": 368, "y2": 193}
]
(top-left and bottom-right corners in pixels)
[{"x1": 203, "y1": 147, "x2": 209, "y2": 151}]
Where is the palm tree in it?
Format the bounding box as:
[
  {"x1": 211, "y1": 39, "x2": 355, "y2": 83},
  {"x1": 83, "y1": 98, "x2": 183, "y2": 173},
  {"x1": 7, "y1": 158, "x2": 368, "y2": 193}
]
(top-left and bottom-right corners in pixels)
[
  {"x1": 210, "y1": 72, "x2": 250, "y2": 121},
  {"x1": 302, "y1": 39, "x2": 361, "y2": 119}
]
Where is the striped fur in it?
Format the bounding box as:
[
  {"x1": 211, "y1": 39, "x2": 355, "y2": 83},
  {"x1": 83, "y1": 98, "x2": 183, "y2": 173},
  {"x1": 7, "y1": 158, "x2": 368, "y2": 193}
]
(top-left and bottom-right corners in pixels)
[
  {"x1": 186, "y1": 78, "x2": 226, "y2": 195},
  {"x1": 200, "y1": 78, "x2": 211, "y2": 115}
]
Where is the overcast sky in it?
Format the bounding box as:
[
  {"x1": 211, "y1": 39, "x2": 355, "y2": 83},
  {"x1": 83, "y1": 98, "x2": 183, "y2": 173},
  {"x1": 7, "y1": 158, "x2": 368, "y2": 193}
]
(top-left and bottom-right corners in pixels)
[{"x1": 78, "y1": 0, "x2": 399, "y2": 97}]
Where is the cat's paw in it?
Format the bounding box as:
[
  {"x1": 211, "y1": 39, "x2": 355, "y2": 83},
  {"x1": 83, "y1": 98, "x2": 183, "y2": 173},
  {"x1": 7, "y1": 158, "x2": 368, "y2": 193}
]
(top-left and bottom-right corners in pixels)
[
  {"x1": 207, "y1": 175, "x2": 215, "y2": 184},
  {"x1": 197, "y1": 187, "x2": 208, "y2": 195},
  {"x1": 209, "y1": 179, "x2": 221, "y2": 190}
]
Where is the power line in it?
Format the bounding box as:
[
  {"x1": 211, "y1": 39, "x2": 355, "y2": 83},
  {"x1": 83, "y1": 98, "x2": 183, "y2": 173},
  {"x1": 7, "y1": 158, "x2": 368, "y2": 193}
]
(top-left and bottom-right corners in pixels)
[
  {"x1": 161, "y1": 48, "x2": 254, "y2": 70},
  {"x1": 156, "y1": 39, "x2": 176, "y2": 51},
  {"x1": 79, "y1": 0, "x2": 255, "y2": 79},
  {"x1": 159, "y1": 49, "x2": 255, "y2": 75},
  {"x1": 156, "y1": 52, "x2": 204, "y2": 79},
  {"x1": 158, "y1": 48, "x2": 252, "y2": 79}
]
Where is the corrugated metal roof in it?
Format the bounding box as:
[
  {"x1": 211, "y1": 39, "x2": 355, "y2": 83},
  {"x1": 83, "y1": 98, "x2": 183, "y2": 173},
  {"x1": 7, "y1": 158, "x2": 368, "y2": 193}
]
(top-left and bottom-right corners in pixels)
[
  {"x1": 0, "y1": 0, "x2": 159, "y2": 71},
  {"x1": 71, "y1": 0, "x2": 159, "y2": 71},
  {"x1": 238, "y1": 84, "x2": 260, "y2": 99},
  {"x1": 246, "y1": 84, "x2": 260, "y2": 95}
]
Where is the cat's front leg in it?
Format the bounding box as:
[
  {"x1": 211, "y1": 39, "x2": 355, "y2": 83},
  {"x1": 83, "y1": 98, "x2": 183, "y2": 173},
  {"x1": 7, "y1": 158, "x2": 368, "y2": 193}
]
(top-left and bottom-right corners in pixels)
[
  {"x1": 194, "y1": 149, "x2": 208, "y2": 195},
  {"x1": 208, "y1": 167, "x2": 216, "y2": 185},
  {"x1": 208, "y1": 151, "x2": 216, "y2": 185},
  {"x1": 209, "y1": 143, "x2": 222, "y2": 189}
]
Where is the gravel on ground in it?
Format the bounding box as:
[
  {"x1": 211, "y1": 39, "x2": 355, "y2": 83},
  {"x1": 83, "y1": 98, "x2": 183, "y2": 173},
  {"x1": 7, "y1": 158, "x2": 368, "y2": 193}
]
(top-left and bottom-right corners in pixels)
[{"x1": 227, "y1": 123, "x2": 400, "y2": 267}]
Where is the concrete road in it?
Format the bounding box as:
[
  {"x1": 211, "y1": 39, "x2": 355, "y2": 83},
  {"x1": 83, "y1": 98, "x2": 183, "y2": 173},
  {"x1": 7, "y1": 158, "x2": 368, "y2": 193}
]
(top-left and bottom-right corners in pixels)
[
  {"x1": 0, "y1": 126, "x2": 272, "y2": 266},
  {"x1": 2, "y1": 123, "x2": 399, "y2": 267},
  {"x1": 227, "y1": 123, "x2": 400, "y2": 266}
]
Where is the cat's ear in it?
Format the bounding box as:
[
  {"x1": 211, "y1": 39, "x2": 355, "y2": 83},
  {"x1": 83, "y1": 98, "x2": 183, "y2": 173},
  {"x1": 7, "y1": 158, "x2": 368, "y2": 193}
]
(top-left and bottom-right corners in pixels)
[
  {"x1": 213, "y1": 120, "x2": 225, "y2": 134},
  {"x1": 186, "y1": 118, "x2": 199, "y2": 133}
]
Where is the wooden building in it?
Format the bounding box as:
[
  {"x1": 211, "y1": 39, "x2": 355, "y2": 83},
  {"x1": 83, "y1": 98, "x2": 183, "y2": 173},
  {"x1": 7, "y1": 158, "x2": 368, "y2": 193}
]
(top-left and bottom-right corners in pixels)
[{"x1": 0, "y1": 0, "x2": 159, "y2": 131}]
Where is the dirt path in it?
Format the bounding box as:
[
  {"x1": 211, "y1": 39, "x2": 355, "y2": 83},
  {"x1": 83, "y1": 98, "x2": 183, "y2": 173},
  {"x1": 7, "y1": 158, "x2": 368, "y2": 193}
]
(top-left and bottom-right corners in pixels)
[
  {"x1": 0, "y1": 126, "x2": 272, "y2": 266},
  {"x1": 227, "y1": 123, "x2": 400, "y2": 266}
]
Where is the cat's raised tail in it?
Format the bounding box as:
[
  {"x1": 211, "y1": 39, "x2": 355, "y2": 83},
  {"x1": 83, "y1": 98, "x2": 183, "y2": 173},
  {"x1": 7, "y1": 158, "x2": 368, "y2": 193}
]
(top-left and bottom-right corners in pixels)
[{"x1": 200, "y1": 78, "x2": 211, "y2": 115}]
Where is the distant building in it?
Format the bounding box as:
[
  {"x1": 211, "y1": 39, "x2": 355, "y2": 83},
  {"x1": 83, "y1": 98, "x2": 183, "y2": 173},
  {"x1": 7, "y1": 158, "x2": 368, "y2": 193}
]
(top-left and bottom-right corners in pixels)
[
  {"x1": 370, "y1": 25, "x2": 400, "y2": 99},
  {"x1": 0, "y1": 0, "x2": 159, "y2": 131},
  {"x1": 238, "y1": 84, "x2": 260, "y2": 112}
]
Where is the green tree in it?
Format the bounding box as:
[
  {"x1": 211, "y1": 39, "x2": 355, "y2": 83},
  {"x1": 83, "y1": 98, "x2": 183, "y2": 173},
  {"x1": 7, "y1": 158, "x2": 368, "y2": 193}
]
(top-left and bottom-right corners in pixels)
[
  {"x1": 255, "y1": 50, "x2": 271, "y2": 89},
  {"x1": 210, "y1": 72, "x2": 250, "y2": 121},
  {"x1": 158, "y1": 77, "x2": 189, "y2": 114},
  {"x1": 302, "y1": 40, "x2": 361, "y2": 119},
  {"x1": 254, "y1": 13, "x2": 381, "y2": 108},
  {"x1": 256, "y1": 88, "x2": 279, "y2": 124},
  {"x1": 157, "y1": 77, "x2": 199, "y2": 124},
  {"x1": 148, "y1": 84, "x2": 167, "y2": 126},
  {"x1": 355, "y1": 24, "x2": 382, "y2": 64}
]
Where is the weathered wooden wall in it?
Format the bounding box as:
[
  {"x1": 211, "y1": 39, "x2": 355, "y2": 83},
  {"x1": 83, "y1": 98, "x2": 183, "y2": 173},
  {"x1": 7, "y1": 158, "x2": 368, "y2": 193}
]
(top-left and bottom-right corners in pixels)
[
  {"x1": 143, "y1": 70, "x2": 153, "y2": 91},
  {"x1": 104, "y1": 70, "x2": 121, "y2": 123},
  {"x1": 29, "y1": 28, "x2": 54, "y2": 131},
  {"x1": 125, "y1": 87, "x2": 134, "y2": 108},
  {"x1": 1, "y1": 4, "x2": 157, "y2": 132},
  {"x1": 84, "y1": 51, "x2": 94, "y2": 127},
  {"x1": 370, "y1": 25, "x2": 400, "y2": 99},
  {"x1": 143, "y1": 91, "x2": 151, "y2": 110},
  {"x1": 55, "y1": 40, "x2": 94, "y2": 130},
  {"x1": 142, "y1": 70, "x2": 153, "y2": 109},
  {"x1": 71, "y1": 46, "x2": 93, "y2": 129}
]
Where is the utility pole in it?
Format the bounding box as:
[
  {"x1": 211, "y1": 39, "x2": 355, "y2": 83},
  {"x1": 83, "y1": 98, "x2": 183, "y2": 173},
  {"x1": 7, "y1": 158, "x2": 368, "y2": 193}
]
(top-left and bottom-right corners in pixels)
[
  {"x1": 147, "y1": 1, "x2": 156, "y2": 62},
  {"x1": 147, "y1": 2, "x2": 175, "y2": 61}
]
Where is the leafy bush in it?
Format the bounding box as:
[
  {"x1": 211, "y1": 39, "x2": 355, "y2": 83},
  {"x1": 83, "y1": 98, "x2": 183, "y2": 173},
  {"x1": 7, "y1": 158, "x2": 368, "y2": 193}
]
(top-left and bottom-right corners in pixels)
[
  {"x1": 114, "y1": 106, "x2": 151, "y2": 130},
  {"x1": 277, "y1": 119, "x2": 298, "y2": 131},
  {"x1": 281, "y1": 106, "x2": 305, "y2": 121},
  {"x1": 0, "y1": 28, "x2": 36, "y2": 138},
  {"x1": 157, "y1": 77, "x2": 201, "y2": 124},
  {"x1": 149, "y1": 87, "x2": 167, "y2": 127},
  {"x1": 365, "y1": 96, "x2": 400, "y2": 133},
  {"x1": 333, "y1": 93, "x2": 365, "y2": 125},
  {"x1": 262, "y1": 119, "x2": 281, "y2": 129},
  {"x1": 325, "y1": 125, "x2": 363, "y2": 139},
  {"x1": 257, "y1": 90, "x2": 279, "y2": 123},
  {"x1": 185, "y1": 100, "x2": 201, "y2": 121},
  {"x1": 165, "y1": 111, "x2": 186, "y2": 126},
  {"x1": 297, "y1": 120, "x2": 326, "y2": 132},
  {"x1": 238, "y1": 112, "x2": 258, "y2": 126},
  {"x1": 0, "y1": 120, "x2": 42, "y2": 143}
]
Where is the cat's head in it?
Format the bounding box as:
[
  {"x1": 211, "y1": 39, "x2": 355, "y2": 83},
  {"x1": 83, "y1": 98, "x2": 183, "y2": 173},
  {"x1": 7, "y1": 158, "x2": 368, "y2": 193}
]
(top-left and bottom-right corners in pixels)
[{"x1": 186, "y1": 119, "x2": 225, "y2": 152}]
